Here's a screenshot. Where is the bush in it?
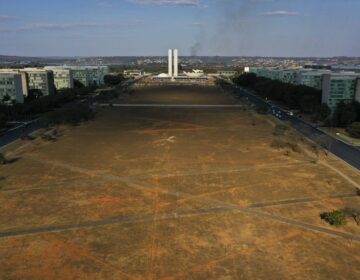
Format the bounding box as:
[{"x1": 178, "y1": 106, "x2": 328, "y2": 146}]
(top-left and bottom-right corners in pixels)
[
  {"x1": 271, "y1": 137, "x2": 300, "y2": 153},
  {"x1": 332, "y1": 101, "x2": 358, "y2": 127},
  {"x1": 74, "y1": 79, "x2": 85, "y2": 89},
  {"x1": 104, "y1": 74, "x2": 125, "y2": 86},
  {"x1": 347, "y1": 122, "x2": 360, "y2": 138},
  {"x1": 271, "y1": 138, "x2": 287, "y2": 149},
  {"x1": 256, "y1": 105, "x2": 268, "y2": 114},
  {"x1": 343, "y1": 208, "x2": 360, "y2": 226},
  {"x1": 45, "y1": 104, "x2": 95, "y2": 126},
  {"x1": 320, "y1": 210, "x2": 347, "y2": 226},
  {"x1": 0, "y1": 153, "x2": 7, "y2": 165},
  {"x1": 0, "y1": 113, "x2": 6, "y2": 129},
  {"x1": 95, "y1": 90, "x2": 119, "y2": 102},
  {"x1": 273, "y1": 124, "x2": 290, "y2": 136}
]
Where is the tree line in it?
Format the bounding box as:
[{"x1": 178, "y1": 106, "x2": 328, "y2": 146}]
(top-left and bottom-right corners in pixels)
[
  {"x1": 233, "y1": 73, "x2": 325, "y2": 115},
  {"x1": 0, "y1": 74, "x2": 125, "y2": 131},
  {"x1": 232, "y1": 73, "x2": 360, "y2": 138}
]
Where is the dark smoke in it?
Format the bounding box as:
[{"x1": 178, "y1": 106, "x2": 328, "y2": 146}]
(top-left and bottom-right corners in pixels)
[
  {"x1": 190, "y1": 0, "x2": 254, "y2": 56},
  {"x1": 190, "y1": 42, "x2": 202, "y2": 56}
]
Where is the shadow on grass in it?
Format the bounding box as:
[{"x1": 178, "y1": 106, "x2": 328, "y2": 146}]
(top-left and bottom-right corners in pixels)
[
  {"x1": 5, "y1": 158, "x2": 20, "y2": 164},
  {"x1": 0, "y1": 177, "x2": 5, "y2": 190},
  {"x1": 0, "y1": 154, "x2": 20, "y2": 165}
]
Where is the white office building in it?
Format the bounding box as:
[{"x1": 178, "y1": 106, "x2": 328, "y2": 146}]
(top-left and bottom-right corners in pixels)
[
  {"x1": 44, "y1": 67, "x2": 74, "y2": 90},
  {"x1": 0, "y1": 73, "x2": 25, "y2": 104}
]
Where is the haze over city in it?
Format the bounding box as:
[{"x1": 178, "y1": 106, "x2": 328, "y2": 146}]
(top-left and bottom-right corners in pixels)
[{"x1": 1, "y1": 0, "x2": 360, "y2": 57}]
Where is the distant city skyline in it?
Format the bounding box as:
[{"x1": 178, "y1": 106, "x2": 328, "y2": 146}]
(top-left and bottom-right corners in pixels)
[{"x1": 0, "y1": 0, "x2": 359, "y2": 57}]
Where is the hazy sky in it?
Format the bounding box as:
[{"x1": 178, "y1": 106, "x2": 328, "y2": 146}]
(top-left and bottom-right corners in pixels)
[{"x1": 0, "y1": 0, "x2": 359, "y2": 57}]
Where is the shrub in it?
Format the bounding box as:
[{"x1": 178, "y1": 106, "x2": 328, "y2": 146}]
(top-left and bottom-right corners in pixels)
[
  {"x1": 273, "y1": 124, "x2": 290, "y2": 136},
  {"x1": 45, "y1": 104, "x2": 95, "y2": 126},
  {"x1": 343, "y1": 208, "x2": 360, "y2": 226},
  {"x1": 271, "y1": 138, "x2": 287, "y2": 149},
  {"x1": 256, "y1": 105, "x2": 268, "y2": 115},
  {"x1": 95, "y1": 90, "x2": 119, "y2": 102},
  {"x1": 104, "y1": 74, "x2": 125, "y2": 86},
  {"x1": 0, "y1": 153, "x2": 7, "y2": 165},
  {"x1": 347, "y1": 122, "x2": 360, "y2": 138},
  {"x1": 320, "y1": 210, "x2": 347, "y2": 226},
  {"x1": 271, "y1": 135, "x2": 300, "y2": 153},
  {"x1": 0, "y1": 113, "x2": 6, "y2": 129}
]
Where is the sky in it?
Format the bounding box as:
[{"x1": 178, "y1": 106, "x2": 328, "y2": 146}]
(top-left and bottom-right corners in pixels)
[{"x1": 0, "y1": 0, "x2": 359, "y2": 57}]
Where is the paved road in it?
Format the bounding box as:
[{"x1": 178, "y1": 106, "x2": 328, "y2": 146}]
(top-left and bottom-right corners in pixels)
[
  {"x1": 0, "y1": 119, "x2": 47, "y2": 149},
  {"x1": 99, "y1": 103, "x2": 249, "y2": 108},
  {"x1": 236, "y1": 86, "x2": 360, "y2": 170}
]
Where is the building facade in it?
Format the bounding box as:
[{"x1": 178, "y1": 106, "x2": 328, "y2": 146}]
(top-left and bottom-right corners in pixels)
[
  {"x1": 0, "y1": 74, "x2": 25, "y2": 104},
  {"x1": 23, "y1": 68, "x2": 55, "y2": 96},
  {"x1": 0, "y1": 69, "x2": 29, "y2": 97},
  {"x1": 71, "y1": 68, "x2": 89, "y2": 87},
  {"x1": 69, "y1": 66, "x2": 109, "y2": 87},
  {"x1": 86, "y1": 66, "x2": 109, "y2": 86},
  {"x1": 322, "y1": 74, "x2": 360, "y2": 111},
  {"x1": 217, "y1": 71, "x2": 238, "y2": 78},
  {"x1": 44, "y1": 67, "x2": 74, "y2": 90}
]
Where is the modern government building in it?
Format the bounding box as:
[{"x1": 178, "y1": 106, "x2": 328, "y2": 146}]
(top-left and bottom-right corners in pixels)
[{"x1": 0, "y1": 66, "x2": 109, "y2": 104}]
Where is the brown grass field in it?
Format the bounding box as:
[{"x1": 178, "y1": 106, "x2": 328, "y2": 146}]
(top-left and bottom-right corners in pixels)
[{"x1": 0, "y1": 87, "x2": 359, "y2": 279}]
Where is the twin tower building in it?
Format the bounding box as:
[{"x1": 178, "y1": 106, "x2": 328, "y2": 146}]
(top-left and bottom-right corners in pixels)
[{"x1": 168, "y1": 49, "x2": 179, "y2": 77}]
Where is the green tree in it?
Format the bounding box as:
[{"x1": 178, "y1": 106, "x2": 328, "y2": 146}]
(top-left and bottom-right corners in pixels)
[
  {"x1": 319, "y1": 103, "x2": 331, "y2": 121},
  {"x1": 347, "y1": 122, "x2": 360, "y2": 138},
  {"x1": 320, "y1": 210, "x2": 347, "y2": 226},
  {"x1": 74, "y1": 79, "x2": 85, "y2": 89},
  {"x1": 104, "y1": 74, "x2": 125, "y2": 86},
  {"x1": 0, "y1": 153, "x2": 7, "y2": 165},
  {"x1": 1, "y1": 94, "x2": 11, "y2": 104},
  {"x1": 27, "y1": 89, "x2": 43, "y2": 100},
  {"x1": 332, "y1": 101, "x2": 357, "y2": 127},
  {"x1": 232, "y1": 73, "x2": 322, "y2": 114},
  {"x1": 354, "y1": 101, "x2": 360, "y2": 121},
  {"x1": 0, "y1": 113, "x2": 6, "y2": 129}
]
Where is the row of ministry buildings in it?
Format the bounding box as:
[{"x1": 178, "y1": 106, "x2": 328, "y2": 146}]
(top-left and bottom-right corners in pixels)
[
  {"x1": 0, "y1": 66, "x2": 109, "y2": 104},
  {"x1": 245, "y1": 67, "x2": 360, "y2": 112}
]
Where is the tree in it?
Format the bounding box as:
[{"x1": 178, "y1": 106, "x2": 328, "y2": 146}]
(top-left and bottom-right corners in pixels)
[
  {"x1": 233, "y1": 73, "x2": 322, "y2": 114},
  {"x1": 74, "y1": 79, "x2": 85, "y2": 89},
  {"x1": 347, "y1": 122, "x2": 360, "y2": 138},
  {"x1": 0, "y1": 153, "x2": 7, "y2": 165},
  {"x1": 354, "y1": 101, "x2": 360, "y2": 121},
  {"x1": 232, "y1": 73, "x2": 257, "y2": 87},
  {"x1": 0, "y1": 113, "x2": 6, "y2": 129},
  {"x1": 319, "y1": 103, "x2": 331, "y2": 121},
  {"x1": 104, "y1": 74, "x2": 125, "y2": 86},
  {"x1": 27, "y1": 89, "x2": 43, "y2": 101},
  {"x1": 1, "y1": 94, "x2": 11, "y2": 103},
  {"x1": 332, "y1": 101, "x2": 357, "y2": 127}
]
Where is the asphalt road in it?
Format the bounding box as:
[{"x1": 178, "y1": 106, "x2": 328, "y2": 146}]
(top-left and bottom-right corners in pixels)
[
  {"x1": 0, "y1": 119, "x2": 46, "y2": 149},
  {"x1": 236, "y1": 86, "x2": 360, "y2": 170}
]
